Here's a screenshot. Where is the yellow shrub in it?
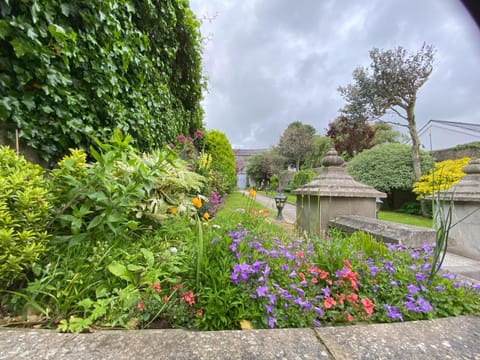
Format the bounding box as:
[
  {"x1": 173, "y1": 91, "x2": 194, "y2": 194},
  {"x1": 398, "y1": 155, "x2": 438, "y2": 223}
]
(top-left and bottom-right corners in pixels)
[{"x1": 412, "y1": 157, "x2": 470, "y2": 198}]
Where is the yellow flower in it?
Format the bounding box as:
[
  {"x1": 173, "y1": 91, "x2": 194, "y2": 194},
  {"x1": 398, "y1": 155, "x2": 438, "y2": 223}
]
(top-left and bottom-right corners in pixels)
[
  {"x1": 203, "y1": 212, "x2": 210, "y2": 220},
  {"x1": 249, "y1": 189, "x2": 257, "y2": 199},
  {"x1": 170, "y1": 207, "x2": 177, "y2": 214},
  {"x1": 192, "y1": 197, "x2": 202, "y2": 208}
]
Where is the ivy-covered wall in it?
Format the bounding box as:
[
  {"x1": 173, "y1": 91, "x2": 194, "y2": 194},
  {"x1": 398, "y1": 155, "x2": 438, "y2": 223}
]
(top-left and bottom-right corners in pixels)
[{"x1": 0, "y1": 0, "x2": 204, "y2": 164}]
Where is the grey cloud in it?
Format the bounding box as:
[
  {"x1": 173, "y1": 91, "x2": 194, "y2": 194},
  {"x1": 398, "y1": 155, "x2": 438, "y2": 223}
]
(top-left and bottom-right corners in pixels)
[{"x1": 190, "y1": 0, "x2": 480, "y2": 150}]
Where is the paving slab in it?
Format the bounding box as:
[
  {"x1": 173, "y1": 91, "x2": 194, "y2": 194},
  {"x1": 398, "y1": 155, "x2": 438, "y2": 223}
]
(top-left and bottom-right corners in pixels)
[
  {"x1": 315, "y1": 315, "x2": 480, "y2": 360},
  {"x1": 0, "y1": 328, "x2": 331, "y2": 360}
]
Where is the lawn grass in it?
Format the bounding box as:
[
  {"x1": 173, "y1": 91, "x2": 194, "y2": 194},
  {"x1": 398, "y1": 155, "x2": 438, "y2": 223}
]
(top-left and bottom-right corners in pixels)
[
  {"x1": 217, "y1": 191, "x2": 271, "y2": 216},
  {"x1": 378, "y1": 211, "x2": 433, "y2": 228}
]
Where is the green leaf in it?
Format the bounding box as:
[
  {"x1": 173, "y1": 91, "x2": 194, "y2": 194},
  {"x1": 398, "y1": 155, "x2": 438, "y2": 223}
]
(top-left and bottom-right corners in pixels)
[
  {"x1": 10, "y1": 39, "x2": 31, "y2": 58},
  {"x1": 141, "y1": 248, "x2": 154, "y2": 268},
  {"x1": 0, "y1": 20, "x2": 9, "y2": 39},
  {"x1": 107, "y1": 262, "x2": 133, "y2": 282}
]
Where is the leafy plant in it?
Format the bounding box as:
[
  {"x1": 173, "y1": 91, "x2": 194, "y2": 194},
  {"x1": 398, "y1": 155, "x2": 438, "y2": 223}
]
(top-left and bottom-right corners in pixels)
[
  {"x1": 0, "y1": 0, "x2": 204, "y2": 163},
  {"x1": 0, "y1": 146, "x2": 52, "y2": 289}
]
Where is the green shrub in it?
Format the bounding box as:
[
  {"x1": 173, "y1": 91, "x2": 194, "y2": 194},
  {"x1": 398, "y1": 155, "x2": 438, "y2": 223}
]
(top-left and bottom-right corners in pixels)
[
  {"x1": 204, "y1": 130, "x2": 237, "y2": 194},
  {"x1": 289, "y1": 170, "x2": 316, "y2": 191},
  {"x1": 0, "y1": 146, "x2": 52, "y2": 289}
]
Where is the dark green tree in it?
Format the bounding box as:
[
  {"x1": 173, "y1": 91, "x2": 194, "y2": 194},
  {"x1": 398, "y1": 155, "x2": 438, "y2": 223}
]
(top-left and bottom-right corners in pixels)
[
  {"x1": 339, "y1": 44, "x2": 435, "y2": 180},
  {"x1": 278, "y1": 121, "x2": 316, "y2": 171},
  {"x1": 304, "y1": 135, "x2": 332, "y2": 168}
]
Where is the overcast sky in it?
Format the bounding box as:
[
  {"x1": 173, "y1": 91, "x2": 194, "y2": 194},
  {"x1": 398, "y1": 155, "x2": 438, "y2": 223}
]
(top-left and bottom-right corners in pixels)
[{"x1": 189, "y1": 0, "x2": 480, "y2": 150}]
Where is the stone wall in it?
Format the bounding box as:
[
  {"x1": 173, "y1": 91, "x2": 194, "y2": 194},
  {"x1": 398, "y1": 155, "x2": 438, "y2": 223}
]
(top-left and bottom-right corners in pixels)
[{"x1": 432, "y1": 147, "x2": 480, "y2": 162}]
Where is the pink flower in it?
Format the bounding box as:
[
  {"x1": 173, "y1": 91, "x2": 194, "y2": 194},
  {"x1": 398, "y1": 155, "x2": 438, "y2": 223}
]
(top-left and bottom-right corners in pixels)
[
  {"x1": 153, "y1": 283, "x2": 161, "y2": 293},
  {"x1": 137, "y1": 301, "x2": 144, "y2": 311},
  {"x1": 194, "y1": 129, "x2": 203, "y2": 139},
  {"x1": 181, "y1": 291, "x2": 195, "y2": 307},
  {"x1": 324, "y1": 297, "x2": 336, "y2": 309},
  {"x1": 196, "y1": 309, "x2": 203, "y2": 317},
  {"x1": 177, "y1": 135, "x2": 186, "y2": 144},
  {"x1": 361, "y1": 298, "x2": 375, "y2": 316}
]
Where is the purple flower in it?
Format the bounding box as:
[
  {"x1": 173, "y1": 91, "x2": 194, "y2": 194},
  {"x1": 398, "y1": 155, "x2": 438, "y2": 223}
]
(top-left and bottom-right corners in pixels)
[
  {"x1": 369, "y1": 266, "x2": 379, "y2": 276},
  {"x1": 268, "y1": 293, "x2": 277, "y2": 304},
  {"x1": 384, "y1": 304, "x2": 403, "y2": 321},
  {"x1": 420, "y1": 262, "x2": 431, "y2": 272},
  {"x1": 473, "y1": 283, "x2": 480, "y2": 290},
  {"x1": 435, "y1": 285, "x2": 445, "y2": 291},
  {"x1": 265, "y1": 304, "x2": 274, "y2": 313},
  {"x1": 268, "y1": 316, "x2": 275, "y2": 329},
  {"x1": 321, "y1": 286, "x2": 330, "y2": 297},
  {"x1": 383, "y1": 260, "x2": 395, "y2": 274},
  {"x1": 415, "y1": 273, "x2": 427, "y2": 282},
  {"x1": 313, "y1": 306, "x2": 324, "y2": 317},
  {"x1": 407, "y1": 284, "x2": 420, "y2": 294},
  {"x1": 313, "y1": 319, "x2": 321, "y2": 327},
  {"x1": 417, "y1": 298, "x2": 434, "y2": 312},
  {"x1": 441, "y1": 273, "x2": 455, "y2": 280},
  {"x1": 289, "y1": 271, "x2": 297, "y2": 278},
  {"x1": 281, "y1": 264, "x2": 289, "y2": 271},
  {"x1": 211, "y1": 237, "x2": 218, "y2": 244},
  {"x1": 256, "y1": 285, "x2": 268, "y2": 297}
]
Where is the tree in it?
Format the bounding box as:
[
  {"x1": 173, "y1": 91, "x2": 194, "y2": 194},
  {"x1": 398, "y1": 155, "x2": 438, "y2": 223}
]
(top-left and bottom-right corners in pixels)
[
  {"x1": 246, "y1": 151, "x2": 272, "y2": 187},
  {"x1": 347, "y1": 143, "x2": 434, "y2": 199},
  {"x1": 326, "y1": 116, "x2": 375, "y2": 158},
  {"x1": 372, "y1": 121, "x2": 409, "y2": 145},
  {"x1": 0, "y1": 0, "x2": 204, "y2": 164},
  {"x1": 278, "y1": 121, "x2": 316, "y2": 171},
  {"x1": 304, "y1": 135, "x2": 332, "y2": 168},
  {"x1": 204, "y1": 130, "x2": 236, "y2": 193},
  {"x1": 339, "y1": 44, "x2": 435, "y2": 181}
]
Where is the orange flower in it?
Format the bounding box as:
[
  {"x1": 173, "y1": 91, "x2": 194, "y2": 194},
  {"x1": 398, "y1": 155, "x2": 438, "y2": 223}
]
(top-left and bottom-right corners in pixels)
[
  {"x1": 170, "y1": 207, "x2": 177, "y2": 214},
  {"x1": 192, "y1": 197, "x2": 202, "y2": 208},
  {"x1": 249, "y1": 189, "x2": 256, "y2": 198},
  {"x1": 203, "y1": 212, "x2": 210, "y2": 220}
]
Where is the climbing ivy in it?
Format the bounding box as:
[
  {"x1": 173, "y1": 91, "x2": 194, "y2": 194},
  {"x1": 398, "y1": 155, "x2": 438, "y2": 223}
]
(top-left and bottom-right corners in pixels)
[{"x1": 0, "y1": 0, "x2": 204, "y2": 164}]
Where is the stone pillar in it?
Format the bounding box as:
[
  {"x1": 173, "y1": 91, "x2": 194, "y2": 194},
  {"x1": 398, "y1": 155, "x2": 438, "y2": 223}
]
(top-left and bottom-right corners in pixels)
[
  {"x1": 292, "y1": 148, "x2": 386, "y2": 236},
  {"x1": 435, "y1": 158, "x2": 480, "y2": 260}
]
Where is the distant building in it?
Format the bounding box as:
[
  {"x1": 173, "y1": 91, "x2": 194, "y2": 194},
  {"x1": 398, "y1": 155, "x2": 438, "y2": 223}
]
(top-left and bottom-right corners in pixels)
[
  {"x1": 233, "y1": 148, "x2": 267, "y2": 189},
  {"x1": 418, "y1": 120, "x2": 480, "y2": 150}
]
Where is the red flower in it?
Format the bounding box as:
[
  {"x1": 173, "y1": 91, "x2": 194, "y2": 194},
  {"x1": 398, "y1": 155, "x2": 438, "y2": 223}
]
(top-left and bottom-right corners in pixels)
[
  {"x1": 361, "y1": 298, "x2": 375, "y2": 316},
  {"x1": 173, "y1": 284, "x2": 183, "y2": 291},
  {"x1": 346, "y1": 313, "x2": 353, "y2": 322},
  {"x1": 324, "y1": 297, "x2": 336, "y2": 309},
  {"x1": 318, "y1": 270, "x2": 329, "y2": 279},
  {"x1": 311, "y1": 277, "x2": 318, "y2": 284},
  {"x1": 296, "y1": 251, "x2": 305, "y2": 259},
  {"x1": 181, "y1": 291, "x2": 195, "y2": 307},
  {"x1": 196, "y1": 309, "x2": 203, "y2": 317},
  {"x1": 337, "y1": 293, "x2": 345, "y2": 305},
  {"x1": 137, "y1": 301, "x2": 144, "y2": 311},
  {"x1": 299, "y1": 272, "x2": 306, "y2": 281},
  {"x1": 153, "y1": 283, "x2": 161, "y2": 293},
  {"x1": 163, "y1": 295, "x2": 169, "y2": 302},
  {"x1": 347, "y1": 293, "x2": 358, "y2": 303}
]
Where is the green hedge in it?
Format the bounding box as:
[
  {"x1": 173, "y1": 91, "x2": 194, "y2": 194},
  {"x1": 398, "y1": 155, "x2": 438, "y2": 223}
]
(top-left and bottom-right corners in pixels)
[{"x1": 0, "y1": 0, "x2": 204, "y2": 163}]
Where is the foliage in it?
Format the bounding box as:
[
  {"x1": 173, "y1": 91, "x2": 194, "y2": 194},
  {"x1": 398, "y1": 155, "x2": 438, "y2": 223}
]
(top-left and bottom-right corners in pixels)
[
  {"x1": 0, "y1": 0, "x2": 204, "y2": 163},
  {"x1": 326, "y1": 116, "x2": 375, "y2": 159},
  {"x1": 454, "y1": 141, "x2": 480, "y2": 150},
  {"x1": 412, "y1": 158, "x2": 470, "y2": 199},
  {"x1": 339, "y1": 44, "x2": 435, "y2": 180},
  {"x1": 372, "y1": 121, "x2": 409, "y2": 145},
  {"x1": 278, "y1": 121, "x2": 316, "y2": 171},
  {"x1": 3, "y1": 132, "x2": 207, "y2": 331},
  {"x1": 0, "y1": 146, "x2": 52, "y2": 289},
  {"x1": 204, "y1": 130, "x2": 237, "y2": 194},
  {"x1": 289, "y1": 170, "x2": 316, "y2": 192},
  {"x1": 304, "y1": 135, "x2": 332, "y2": 168},
  {"x1": 246, "y1": 151, "x2": 272, "y2": 187},
  {"x1": 347, "y1": 143, "x2": 434, "y2": 193}
]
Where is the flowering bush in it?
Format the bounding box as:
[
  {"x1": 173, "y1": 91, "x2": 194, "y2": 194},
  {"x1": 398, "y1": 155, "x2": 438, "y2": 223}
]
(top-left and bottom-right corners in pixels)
[{"x1": 194, "y1": 216, "x2": 480, "y2": 330}]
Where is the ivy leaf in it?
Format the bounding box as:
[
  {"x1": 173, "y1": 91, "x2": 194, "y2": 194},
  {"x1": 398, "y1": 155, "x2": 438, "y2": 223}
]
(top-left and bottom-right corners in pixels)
[
  {"x1": 10, "y1": 39, "x2": 31, "y2": 58},
  {"x1": 48, "y1": 24, "x2": 68, "y2": 42}
]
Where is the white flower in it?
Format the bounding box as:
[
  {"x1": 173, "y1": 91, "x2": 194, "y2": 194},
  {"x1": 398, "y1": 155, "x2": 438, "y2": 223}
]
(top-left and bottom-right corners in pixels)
[{"x1": 169, "y1": 247, "x2": 178, "y2": 254}]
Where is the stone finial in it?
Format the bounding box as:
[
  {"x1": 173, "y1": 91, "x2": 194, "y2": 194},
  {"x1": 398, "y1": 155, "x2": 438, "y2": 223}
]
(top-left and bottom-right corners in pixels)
[
  {"x1": 462, "y1": 158, "x2": 480, "y2": 175},
  {"x1": 322, "y1": 148, "x2": 344, "y2": 167}
]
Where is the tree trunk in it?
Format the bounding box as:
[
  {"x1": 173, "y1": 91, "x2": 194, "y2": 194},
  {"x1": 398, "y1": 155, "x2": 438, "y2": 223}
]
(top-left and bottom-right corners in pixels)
[
  {"x1": 407, "y1": 104, "x2": 422, "y2": 181},
  {"x1": 407, "y1": 103, "x2": 429, "y2": 216}
]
